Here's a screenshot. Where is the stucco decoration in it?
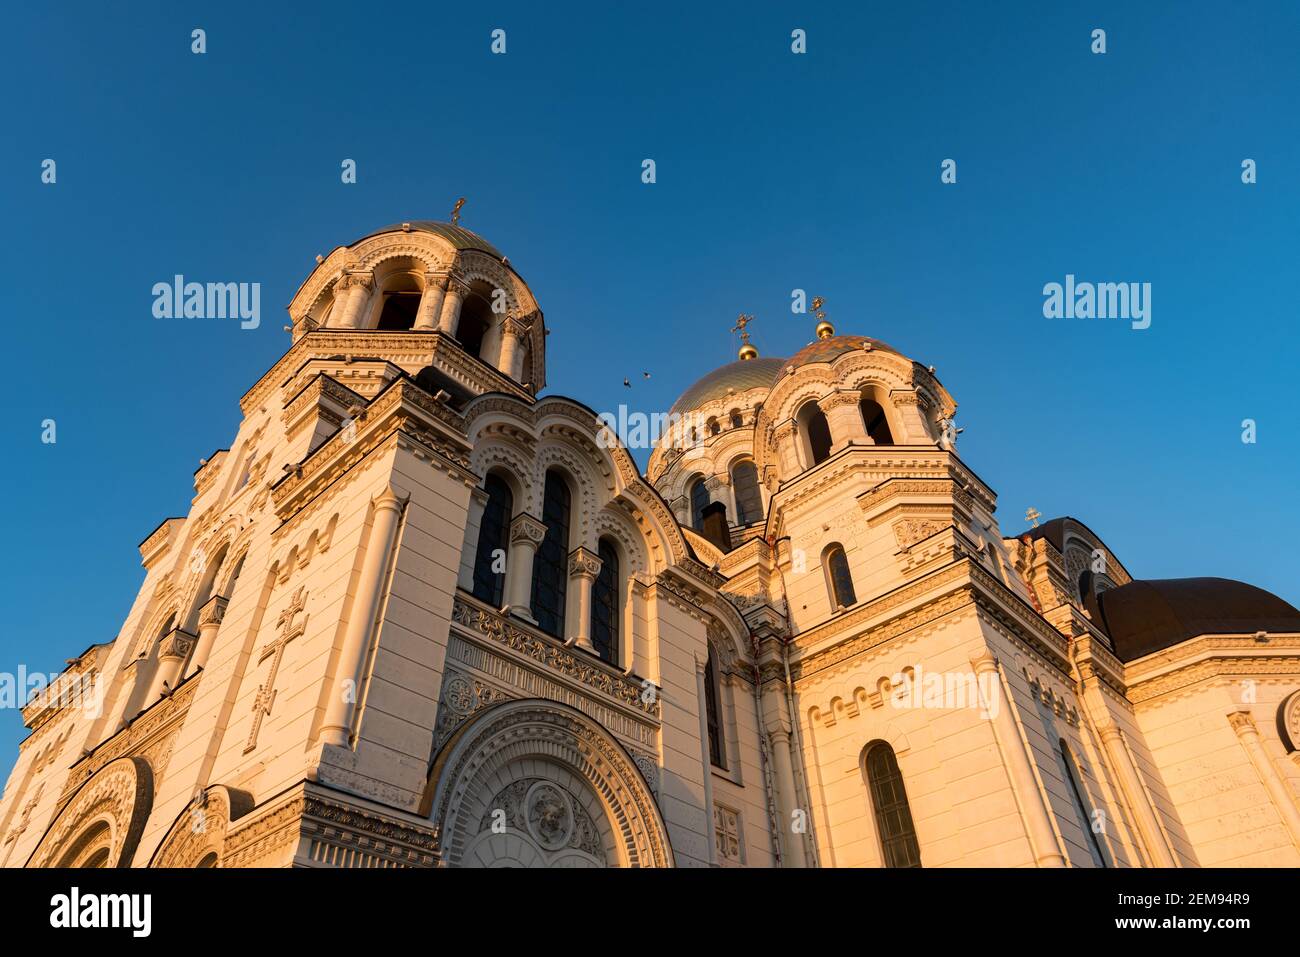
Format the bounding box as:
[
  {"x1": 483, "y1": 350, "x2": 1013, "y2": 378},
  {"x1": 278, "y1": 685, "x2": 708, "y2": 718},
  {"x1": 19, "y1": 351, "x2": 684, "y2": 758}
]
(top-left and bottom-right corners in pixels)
[{"x1": 27, "y1": 756, "x2": 153, "y2": 868}]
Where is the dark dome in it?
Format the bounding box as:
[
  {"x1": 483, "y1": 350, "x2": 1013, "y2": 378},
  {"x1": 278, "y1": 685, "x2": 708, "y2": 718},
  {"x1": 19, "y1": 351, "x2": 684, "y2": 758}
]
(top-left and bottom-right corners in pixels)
[
  {"x1": 357, "y1": 220, "x2": 505, "y2": 260},
  {"x1": 669, "y1": 357, "x2": 785, "y2": 417},
  {"x1": 788, "y1": 334, "x2": 902, "y2": 369},
  {"x1": 1095, "y1": 578, "x2": 1300, "y2": 662}
]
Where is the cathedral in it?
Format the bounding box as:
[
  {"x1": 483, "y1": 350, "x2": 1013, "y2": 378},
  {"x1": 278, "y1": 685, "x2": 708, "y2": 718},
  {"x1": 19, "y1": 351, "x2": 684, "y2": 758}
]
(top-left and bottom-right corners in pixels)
[{"x1": 4, "y1": 218, "x2": 1299, "y2": 869}]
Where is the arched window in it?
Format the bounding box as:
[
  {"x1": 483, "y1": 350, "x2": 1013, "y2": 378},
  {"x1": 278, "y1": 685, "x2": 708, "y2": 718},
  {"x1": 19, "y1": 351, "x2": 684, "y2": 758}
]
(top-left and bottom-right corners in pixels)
[
  {"x1": 375, "y1": 281, "x2": 421, "y2": 330},
  {"x1": 591, "y1": 538, "x2": 619, "y2": 665},
  {"x1": 859, "y1": 399, "x2": 894, "y2": 445},
  {"x1": 707, "y1": 417, "x2": 720, "y2": 436},
  {"x1": 472, "y1": 474, "x2": 514, "y2": 607},
  {"x1": 986, "y1": 542, "x2": 1007, "y2": 587},
  {"x1": 864, "y1": 742, "x2": 921, "y2": 867},
  {"x1": 729, "y1": 408, "x2": 743, "y2": 429},
  {"x1": 824, "y1": 544, "x2": 856, "y2": 609},
  {"x1": 704, "y1": 650, "x2": 726, "y2": 769},
  {"x1": 731, "y1": 459, "x2": 764, "y2": 525},
  {"x1": 531, "y1": 470, "x2": 571, "y2": 639},
  {"x1": 689, "y1": 476, "x2": 711, "y2": 531},
  {"x1": 1077, "y1": 569, "x2": 1094, "y2": 604},
  {"x1": 798, "y1": 401, "x2": 833, "y2": 466},
  {"x1": 1060, "y1": 740, "x2": 1109, "y2": 867},
  {"x1": 456, "y1": 293, "x2": 493, "y2": 358}
]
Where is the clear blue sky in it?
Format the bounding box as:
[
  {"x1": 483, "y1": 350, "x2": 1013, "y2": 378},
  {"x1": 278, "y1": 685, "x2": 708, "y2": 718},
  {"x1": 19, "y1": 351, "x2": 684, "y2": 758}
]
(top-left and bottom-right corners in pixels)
[{"x1": 2, "y1": 1, "x2": 1298, "y2": 766}]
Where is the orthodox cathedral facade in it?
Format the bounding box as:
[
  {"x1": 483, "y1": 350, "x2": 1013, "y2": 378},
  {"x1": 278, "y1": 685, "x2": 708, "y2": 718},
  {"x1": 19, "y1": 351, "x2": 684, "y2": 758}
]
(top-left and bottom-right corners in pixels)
[{"x1": 3, "y1": 219, "x2": 1299, "y2": 868}]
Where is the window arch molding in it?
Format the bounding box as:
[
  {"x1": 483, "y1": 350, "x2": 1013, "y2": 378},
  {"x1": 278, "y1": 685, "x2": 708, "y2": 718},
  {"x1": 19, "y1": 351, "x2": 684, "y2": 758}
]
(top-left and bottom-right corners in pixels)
[
  {"x1": 364, "y1": 256, "x2": 428, "y2": 331},
  {"x1": 687, "y1": 474, "x2": 711, "y2": 531},
  {"x1": 860, "y1": 739, "x2": 922, "y2": 868},
  {"x1": 822, "y1": 542, "x2": 857, "y2": 611},
  {"x1": 795, "y1": 399, "x2": 833, "y2": 467},
  {"x1": 851, "y1": 381, "x2": 904, "y2": 446},
  {"x1": 727, "y1": 455, "x2": 764, "y2": 526}
]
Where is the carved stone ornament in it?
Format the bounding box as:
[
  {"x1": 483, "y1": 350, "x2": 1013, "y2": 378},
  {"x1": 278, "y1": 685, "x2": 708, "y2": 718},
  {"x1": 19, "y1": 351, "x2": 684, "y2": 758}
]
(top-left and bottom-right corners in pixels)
[
  {"x1": 568, "y1": 546, "x2": 602, "y2": 580},
  {"x1": 27, "y1": 757, "x2": 153, "y2": 868},
  {"x1": 510, "y1": 513, "x2": 547, "y2": 546}
]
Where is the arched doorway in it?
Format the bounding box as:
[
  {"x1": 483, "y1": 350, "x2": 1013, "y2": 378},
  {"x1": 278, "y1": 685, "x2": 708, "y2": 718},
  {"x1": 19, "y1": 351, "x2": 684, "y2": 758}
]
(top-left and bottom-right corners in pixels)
[{"x1": 421, "y1": 699, "x2": 673, "y2": 868}]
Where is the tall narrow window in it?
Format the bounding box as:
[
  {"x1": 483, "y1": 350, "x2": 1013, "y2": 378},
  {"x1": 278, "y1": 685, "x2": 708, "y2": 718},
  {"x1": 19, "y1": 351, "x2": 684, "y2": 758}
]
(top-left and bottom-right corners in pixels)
[
  {"x1": 824, "y1": 544, "x2": 857, "y2": 609},
  {"x1": 531, "y1": 470, "x2": 571, "y2": 638},
  {"x1": 704, "y1": 650, "x2": 726, "y2": 769},
  {"x1": 729, "y1": 409, "x2": 743, "y2": 429},
  {"x1": 689, "y1": 476, "x2": 711, "y2": 531},
  {"x1": 456, "y1": 293, "x2": 493, "y2": 358},
  {"x1": 865, "y1": 742, "x2": 921, "y2": 867},
  {"x1": 1061, "y1": 740, "x2": 1109, "y2": 867},
  {"x1": 860, "y1": 399, "x2": 894, "y2": 445},
  {"x1": 799, "y1": 401, "x2": 833, "y2": 465},
  {"x1": 591, "y1": 538, "x2": 619, "y2": 665},
  {"x1": 472, "y1": 475, "x2": 513, "y2": 607},
  {"x1": 731, "y1": 459, "x2": 764, "y2": 525}
]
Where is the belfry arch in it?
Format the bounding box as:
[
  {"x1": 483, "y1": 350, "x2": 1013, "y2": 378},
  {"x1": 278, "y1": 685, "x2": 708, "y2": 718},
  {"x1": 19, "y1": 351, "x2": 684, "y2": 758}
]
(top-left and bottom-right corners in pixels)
[{"x1": 420, "y1": 699, "x2": 673, "y2": 868}]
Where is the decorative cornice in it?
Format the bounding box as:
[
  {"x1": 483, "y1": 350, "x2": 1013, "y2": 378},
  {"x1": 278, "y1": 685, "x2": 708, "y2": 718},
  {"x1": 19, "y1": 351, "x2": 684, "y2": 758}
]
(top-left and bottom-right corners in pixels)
[
  {"x1": 139, "y1": 518, "x2": 184, "y2": 569},
  {"x1": 272, "y1": 377, "x2": 474, "y2": 518}
]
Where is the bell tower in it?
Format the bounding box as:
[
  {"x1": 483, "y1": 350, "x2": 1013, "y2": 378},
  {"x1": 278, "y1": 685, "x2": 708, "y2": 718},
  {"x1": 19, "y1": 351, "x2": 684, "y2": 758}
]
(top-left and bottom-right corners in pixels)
[{"x1": 283, "y1": 213, "x2": 547, "y2": 406}]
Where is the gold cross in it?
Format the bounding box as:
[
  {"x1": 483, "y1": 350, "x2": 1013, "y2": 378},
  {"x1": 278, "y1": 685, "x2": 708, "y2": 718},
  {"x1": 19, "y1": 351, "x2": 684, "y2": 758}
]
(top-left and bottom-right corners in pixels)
[
  {"x1": 450, "y1": 197, "x2": 465, "y2": 226},
  {"x1": 732, "y1": 313, "x2": 754, "y2": 344},
  {"x1": 245, "y1": 587, "x2": 309, "y2": 754}
]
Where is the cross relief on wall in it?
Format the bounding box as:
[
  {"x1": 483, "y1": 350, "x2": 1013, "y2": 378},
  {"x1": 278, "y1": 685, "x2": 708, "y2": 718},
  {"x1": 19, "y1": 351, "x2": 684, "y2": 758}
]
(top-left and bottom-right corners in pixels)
[{"x1": 244, "y1": 586, "x2": 309, "y2": 754}]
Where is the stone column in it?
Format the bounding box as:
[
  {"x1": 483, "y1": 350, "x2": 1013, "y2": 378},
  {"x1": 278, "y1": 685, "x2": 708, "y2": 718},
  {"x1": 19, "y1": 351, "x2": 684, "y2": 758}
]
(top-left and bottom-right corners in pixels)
[
  {"x1": 437, "y1": 278, "x2": 467, "y2": 337},
  {"x1": 1094, "y1": 722, "x2": 1177, "y2": 867},
  {"x1": 1228, "y1": 710, "x2": 1300, "y2": 852},
  {"x1": 333, "y1": 272, "x2": 374, "y2": 329},
  {"x1": 456, "y1": 487, "x2": 490, "y2": 593},
  {"x1": 413, "y1": 271, "x2": 448, "y2": 330},
  {"x1": 497, "y1": 316, "x2": 527, "y2": 380},
  {"x1": 566, "y1": 546, "x2": 601, "y2": 652},
  {"x1": 502, "y1": 513, "x2": 546, "y2": 624},
  {"x1": 773, "y1": 421, "x2": 801, "y2": 475},
  {"x1": 318, "y1": 487, "x2": 406, "y2": 748},
  {"x1": 145, "y1": 628, "x2": 198, "y2": 702},
  {"x1": 820, "y1": 391, "x2": 865, "y2": 453},
  {"x1": 891, "y1": 391, "x2": 934, "y2": 443},
  {"x1": 768, "y1": 724, "x2": 808, "y2": 866},
  {"x1": 186, "y1": 594, "x2": 228, "y2": 677},
  {"x1": 971, "y1": 651, "x2": 1067, "y2": 867}
]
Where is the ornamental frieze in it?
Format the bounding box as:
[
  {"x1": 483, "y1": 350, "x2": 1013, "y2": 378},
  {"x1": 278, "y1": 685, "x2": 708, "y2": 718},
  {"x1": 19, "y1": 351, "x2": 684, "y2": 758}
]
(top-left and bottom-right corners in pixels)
[{"x1": 450, "y1": 599, "x2": 661, "y2": 720}]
